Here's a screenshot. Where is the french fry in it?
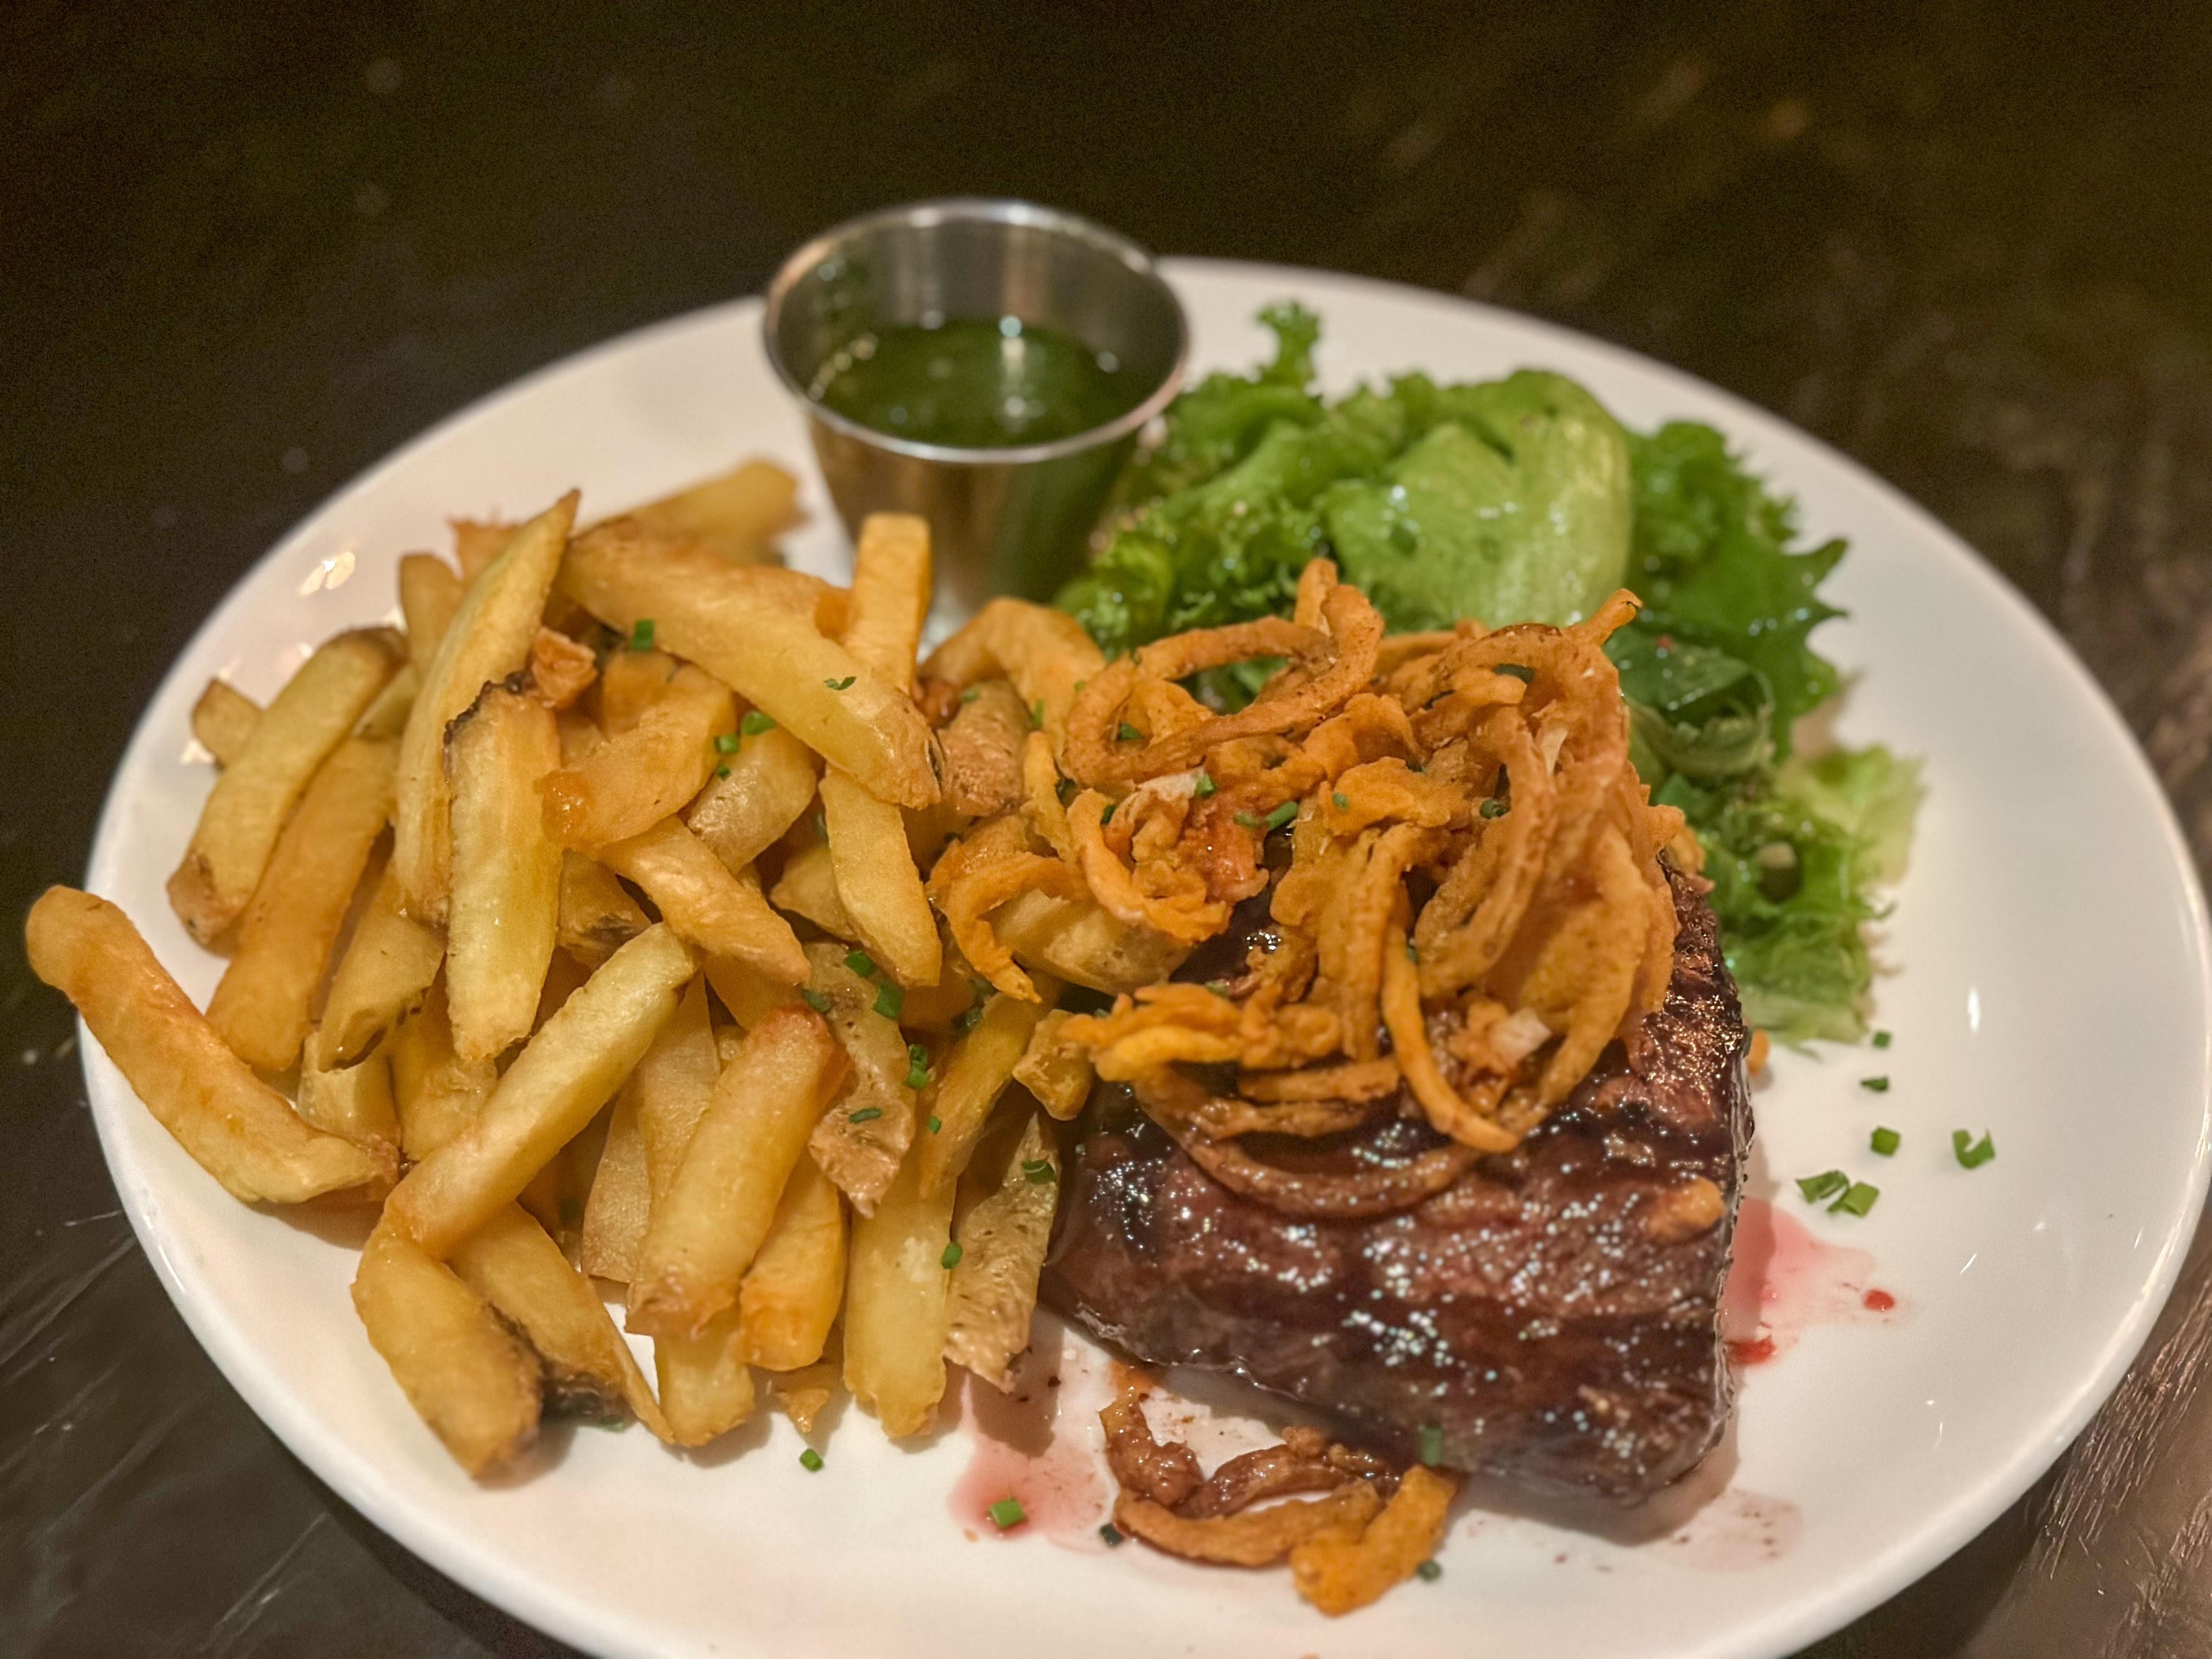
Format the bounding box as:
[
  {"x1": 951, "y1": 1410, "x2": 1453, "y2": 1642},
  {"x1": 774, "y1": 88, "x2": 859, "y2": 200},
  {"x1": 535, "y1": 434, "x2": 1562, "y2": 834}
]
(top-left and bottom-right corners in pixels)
[
  {"x1": 632, "y1": 979, "x2": 720, "y2": 1201},
  {"x1": 991, "y1": 889, "x2": 1192, "y2": 994},
  {"x1": 393, "y1": 492, "x2": 577, "y2": 923},
  {"x1": 528, "y1": 627, "x2": 598, "y2": 711},
  {"x1": 387, "y1": 980, "x2": 498, "y2": 1160},
  {"x1": 206, "y1": 736, "x2": 396, "y2": 1071},
  {"x1": 596, "y1": 647, "x2": 690, "y2": 732},
  {"x1": 399, "y1": 553, "x2": 467, "y2": 680},
  {"x1": 539, "y1": 660, "x2": 734, "y2": 848},
  {"x1": 596, "y1": 819, "x2": 807, "y2": 984},
  {"x1": 353, "y1": 1218, "x2": 540, "y2": 1476},
  {"x1": 191, "y1": 679, "x2": 260, "y2": 766},
  {"x1": 317, "y1": 842, "x2": 444, "y2": 1075},
  {"x1": 1012, "y1": 1008, "x2": 1095, "y2": 1121},
  {"x1": 625, "y1": 1006, "x2": 844, "y2": 1338},
  {"x1": 844, "y1": 1108, "x2": 956, "y2": 1437},
  {"x1": 767, "y1": 842, "x2": 856, "y2": 940},
  {"x1": 917, "y1": 985, "x2": 1057, "y2": 1197},
  {"x1": 556, "y1": 853, "x2": 648, "y2": 969},
  {"x1": 702, "y1": 955, "x2": 804, "y2": 1029},
  {"x1": 820, "y1": 770, "x2": 941, "y2": 989},
  {"x1": 766, "y1": 1350, "x2": 839, "y2": 1438},
  {"x1": 843, "y1": 513, "x2": 931, "y2": 694},
  {"x1": 383, "y1": 923, "x2": 695, "y2": 1257},
  {"x1": 26, "y1": 887, "x2": 388, "y2": 1204},
  {"x1": 620, "y1": 458, "x2": 801, "y2": 561},
  {"x1": 945, "y1": 1109, "x2": 1058, "y2": 1390},
  {"x1": 445, "y1": 686, "x2": 563, "y2": 1065},
  {"x1": 738, "y1": 1157, "x2": 845, "y2": 1370},
  {"x1": 654, "y1": 1308, "x2": 754, "y2": 1446},
  {"x1": 297, "y1": 1025, "x2": 400, "y2": 1156},
  {"x1": 579, "y1": 1076, "x2": 650, "y2": 1283},
  {"x1": 802, "y1": 943, "x2": 917, "y2": 1216},
  {"x1": 449, "y1": 1204, "x2": 672, "y2": 1440},
  {"x1": 559, "y1": 526, "x2": 939, "y2": 809},
  {"x1": 353, "y1": 663, "x2": 419, "y2": 741},
  {"x1": 450, "y1": 518, "x2": 518, "y2": 583},
  {"x1": 923, "y1": 597, "x2": 1104, "y2": 752},
  {"x1": 168, "y1": 628, "x2": 404, "y2": 944},
  {"x1": 684, "y1": 724, "x2": 818, "y2": 874}
]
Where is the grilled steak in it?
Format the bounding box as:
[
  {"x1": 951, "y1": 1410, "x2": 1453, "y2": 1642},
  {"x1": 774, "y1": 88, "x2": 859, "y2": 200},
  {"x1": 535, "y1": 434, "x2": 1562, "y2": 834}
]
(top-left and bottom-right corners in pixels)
[{"x1": 1043, "y1": 866, "x2": 1751, "y2": 1502}]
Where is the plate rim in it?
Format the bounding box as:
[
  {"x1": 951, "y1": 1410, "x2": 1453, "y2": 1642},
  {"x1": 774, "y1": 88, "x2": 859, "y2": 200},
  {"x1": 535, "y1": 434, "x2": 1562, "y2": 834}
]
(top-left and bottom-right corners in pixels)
[{"x1": 76, "y1": 257, "x2": 2212, "y2": 1659}]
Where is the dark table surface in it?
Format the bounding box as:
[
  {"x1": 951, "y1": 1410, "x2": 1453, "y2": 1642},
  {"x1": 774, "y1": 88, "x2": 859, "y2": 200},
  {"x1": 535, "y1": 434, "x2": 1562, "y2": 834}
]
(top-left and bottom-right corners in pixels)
[{"x1": 8, "y1": 3, "x2": 2212, "y2": 1654}]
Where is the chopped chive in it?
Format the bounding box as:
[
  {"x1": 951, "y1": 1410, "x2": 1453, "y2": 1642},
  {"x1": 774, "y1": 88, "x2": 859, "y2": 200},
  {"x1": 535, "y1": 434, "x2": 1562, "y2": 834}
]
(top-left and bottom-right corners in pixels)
[
  {"x1": 1404, "y1": 938, "x2": 1419, "y2": 962},
  {"x1": 1870, "y1": 1126, "x2": 1901, "y2": 1156},
  {"x1": 873, "y1": 981, "x2": 904, "y2": 1021},
  {"x1": 1953, "y1": 1129, "x2": 1996, "y2": 1169},
  {"x1": 800, "y1": 988, "x2": 832, "y2": 1014},
  {"x1": 848, "y1": 1107, "x2": 883, "y2": 1125},
  {"x1": 740, "y1": 709, "x2": 776, "y2": 737},
  {"x1": 825, "y1": 675, "x2": 856, "y2": 691},
  {"x1": 1022, "y1": 1158, "x2": 1056, "y2": 1184},
  {"x1": 1192, "y1": 771, "x2": 1217, "y2": 799},
  {"x1": 714, "y1": 731, "x2": 741, "y2": 754},
  {"x1": 928, "y1": 1115, "x2": 943, "y2": 1133},
  {"x1": 1796, "y1": 1170, "x2": 1849, "y2": 1204},
  {"x1": 986, "y1": 1497, "x2": 1024, "y2": 1528},
  {"x1": 1830, "y1": 1181, "x2": 1880, "y2": 1217},
  {"x1": 1872, "y1": 1029, "x2": 1893, "y2": 1049},
  {"x1": 959, "y1": 686, "x2": 981, "y2": 704},
  {"x1": 714, "y1": 765, "x2": 731, "y2": 780},
  {"x1": 1417, "y1": 1423, "x2": 1444, "y2": 1467},
  {"x1": 1861, "y1": 1076, "x2": 1891, "y2": 1093},
  {"x1": 1333, "y1": 792, "x2": 1350, "y2": 810},
  {"x1": 1099, "y1": 798, "x2": 1116, "y2": 825},
  {"x1": 907, "y1": 1042, "x2": 931, "y2": 1090},
  {"x1": 1029, "y1": 698, "x2": 1045, "y2": 730},
  {"x1": 1415, "y1": 1559, "x2": 1443, "y2": 1582},
  {"x1": 799, "y1": 1447, "x2": 823, "y2": 1471},
  {"x1": 1204, "y1": 980, "x2": 1231, "y2": 997},
  {"x1": 1098, "y1": 1522, "x2": 1124, "y2": 1547},
  {"x1": 1263, "y1": 800, "x2": 1299, "y2": 832},
  {"x1": 844, "y1": 949, "x2": 878, "y2": 979},
  {"x1": 1116, "y1": 722, "x2": 1143, "y2": 743},
  {"x1": 953, "y1": 1006, "x2": 984, "y2": 1036},
  {"x1": 941, "y1": 1242, "x2": 964, "y2": 1270},
  {"x1": 629, "y1": 617, "x2": 656, "y2": 651},
  {"x1": 1480, "y1": 797, "x2": 1507, "y2": 819},
  {"x1": 1233, "y1": 811, "x2": 1260, "y2": 830}
]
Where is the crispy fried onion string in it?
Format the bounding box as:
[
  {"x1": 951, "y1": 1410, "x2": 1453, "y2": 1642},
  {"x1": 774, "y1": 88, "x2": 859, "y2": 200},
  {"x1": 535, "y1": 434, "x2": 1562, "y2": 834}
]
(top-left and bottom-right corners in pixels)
[{"x1": 923, "y1": 813, "x2": 1085, "y2": 1001}]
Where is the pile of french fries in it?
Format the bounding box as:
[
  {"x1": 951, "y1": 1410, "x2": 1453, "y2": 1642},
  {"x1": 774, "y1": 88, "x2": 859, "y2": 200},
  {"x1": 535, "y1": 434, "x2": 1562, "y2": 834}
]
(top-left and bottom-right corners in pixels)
[{"x1": 26, "y1": 460, "x2": 1108, "y2": 1475}]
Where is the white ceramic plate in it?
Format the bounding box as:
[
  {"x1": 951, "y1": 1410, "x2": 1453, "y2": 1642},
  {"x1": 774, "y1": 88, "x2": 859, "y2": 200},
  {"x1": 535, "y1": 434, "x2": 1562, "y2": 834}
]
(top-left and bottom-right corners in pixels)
[{"x1": 78, "y1": 260, "x2": 2212, "y2": 1658}]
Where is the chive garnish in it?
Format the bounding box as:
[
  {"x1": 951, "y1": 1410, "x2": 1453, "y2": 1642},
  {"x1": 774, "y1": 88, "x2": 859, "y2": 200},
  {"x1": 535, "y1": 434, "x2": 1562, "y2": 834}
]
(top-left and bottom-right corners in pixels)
[
  {"x1": 1333, "y1": 792, "x2": 1350, "y2": 810},
  {"x1": 1204, "y1": 980, "x2": 1231, "y2": 997},
  {"x1": 1870, "y1": 1126, "x2": 1900, "y2": 1156},
  {"x1": 1022, "y1": 1158, "x2": 1056, "y2": 1184},
  {"x1": 1098, "y1": 1522, "x2": 1124, "y2": 1547},
  {"x1": 928, "y1": 1115, "x2": 943, "y2": 1133},
  {"x1": 1796, "y1": 1170, "x2": 1848, "y2": 1204},
  {"x1": 1415, "y1": 1560, "x2": 1442, "y2": 1582},
  {"x1": 1480, "y1": 797, "x2": 1506, "y2": 819},
  {"x1": 1233, "y1": 811, "x2": 1260, "y2": 830},
  {"x1": 713, "y1": 765, "x2": 731, "y2": 780},
  {"x1": 800, "y1": 988, "x2": 832, "y2": 1014},
  {"x1": 825, "y1": 675, "x2": 856, "y2": 691},
  {"x1": 1954, "y1": 1129, "x2": 1996, "y2": 1169},
  {"x1": 844, "y1": 949, "x2": 878, "y2": 979},
  {"x1": 1417, "y1": 1424, "x2": 1444, "y2": 1467},
  {"x1": 873, "y1": 981, "x2": 904, "y2": 1021},
  {"x1": 629, "y1": 618, "x2": 656, "y2": 651},
  {"x1": 799, "y1": 1448, "x2": 823, "y2": 1471},
  {"x1": 987, "y1": 1497, "x2": 1024, "y2": 1528},
  {"x1": 942, "y1": 1242, "x2": 964, "y2": 1270},
  {"x1": 848, "y1": 1107, "x2": 883, "y2": 1125},
  {"x1": 1029, "y1": 698, "x2": 1045, "y2": 730},
  {"x1": 1116, "y1": 722, "x2": 1143, "y2": 743},
  {"x1": 959, "y1": 686, "x2": 981, "y2": 704},
  {"x1": 1099, "y1": 799, "x2": 1115, "y2": 825},
  {"x1": 1263, "y1": 800, "x2": 1299, "y2": 832},
  {"x1": 1872, "y1": 1029, "x2": 1893, "y2": 1049},
  {"x1": 1831, "y1": 1181, "x2": 1880, "y2": 1217},
  {"x1": 907, "y1": 1042, "x2": 930, "y2": 1090},
  {"x1": 714, "y1": 731, "x2": 741, "y2": 754},
  {"x1": 1192, "y1": 771, "x2": 1217, "y2": 799},
  {"x1": 953, "y1": 1006, "x2": 984, "y2": 1036},
  {"x1": 1404, "y1": 938, "x2": 1419, "y2": 962},
  {"x1": 1861, "y1": 1076, "x2": 1891, "y2": 1092},
  {"x1": 740, "y1": 710, "x2": 776, "y2": 737}
]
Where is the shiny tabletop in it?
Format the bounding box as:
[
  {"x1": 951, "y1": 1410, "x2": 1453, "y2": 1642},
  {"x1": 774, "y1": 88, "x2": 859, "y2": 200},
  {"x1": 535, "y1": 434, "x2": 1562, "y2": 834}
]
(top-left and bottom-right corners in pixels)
[{"x1": 5, "y1": 4, "x2": 2211, "y2": 1655}]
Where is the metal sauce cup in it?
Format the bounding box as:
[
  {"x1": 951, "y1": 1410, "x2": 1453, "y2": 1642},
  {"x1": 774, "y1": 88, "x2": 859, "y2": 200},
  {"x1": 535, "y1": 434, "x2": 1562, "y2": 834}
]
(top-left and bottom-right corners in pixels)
[{"x1": 762, "y1": 199, "x2": 1188, "y2": 615}]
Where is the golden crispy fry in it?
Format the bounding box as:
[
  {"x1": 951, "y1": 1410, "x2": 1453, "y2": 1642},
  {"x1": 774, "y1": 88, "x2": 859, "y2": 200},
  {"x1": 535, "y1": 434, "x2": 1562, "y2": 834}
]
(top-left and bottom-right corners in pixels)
[
  {"x1": 738, "y1": 1155, "x2": 846, "y2": 1370},
  {"x1": 918, "y1": 987, "x2": 1058, "y2": 1197},
  {"x1": 445, "y1": 687, "x2": 563, "y2": 1065},
  {"x1": 384, "y1": 923, "x2": 695, "y2": 1257},
  {"x1": 843, "y1": 1106, "x2": 956, "y2": 1438},
  {"x1": 450, "y1": 518, "x2": 517, "y2": 583},
  {"x1": 191, "y1": 679, "x2": 260, "y2": 766},
  {"x1": 579, "y1": 1079, "x2": 650, "y2": 1283},
  {"x1": 820, "y1": 770, "x2": 941, "y2": 987},
  {"x1": 1011, "y1": 1009, "x2": 1096, "y2": 1121},
  {"x1": 1114, "y1": 1483, "x2": 1380, "y2": 1567},
  {"x1": 766, "y1": 1352, "x2": 838, "y2": 1438},
  {"x1": 626, "y1": 1006, "x2": 844, "y2": 1337},
  {"x1": 990, "y1": 889, "x2": 1191, "y2": 995},
  {"x1": 528, "y1": 627, "x2": 598, "y2": 711},
  {"x1": 296, "y1": 1026, "x2": 399, "y2": 1157},
  {"x1": 769, "y1": 841, "x2": 856, "y2": 938},
  {"x1": 560, "y1": 526, "x2": 939, "y2": 809},
  {"x1": 654, "y1": 1307, "x2": 754, "y2": 1446},
  {"x1": 800, "y1": 943, "x2": 918, "y2": 1216},
  {"x1": 1289, "y1": 1465, "x2": 1461, "y2": 1616},
  {"x1": 935, "y1": 680, "x2": 1030, "y2": 818},
  {"x1": 26, "y1": 888, "x2": 389, "y2": 1204},
  {"x1": 394, "y1": 493, "x2": 577, "y2": 923},
  {"x1": 352, "y1": 663, "x2": 419, "y2": 741},
  {"x1": 923, "y1": 597, "x2": 1104, "y2": 752},
  {"x1": 619, "y1": 458, "x2": 800, "y2": 562},
  {"x1": 353, "y1": 1219, "x2": 540, "y2": 1476},
  {"x1": 924, "y1": 817, "x2": 1086, "y2": 1001},
  {"x1": 205, "y1": 736, "x2": 395, "y2": 1071},
  {"x1": 556, "y1": 851, "x2": 649, "y2": 969},
  {"x1": 399, "y1": 553, "x2": 467, "y2": 680},
  {"x1": 595, "y1": 647, "x2": 685, "y2": 734},
  {"x1": 168, "y1": 628, "x2": 403, "y2": 944},
  {"x1": 702, "y1": 955, "x2": 804, "y2": 1029},
  {"x1": 597, "y1": 819, "x2": 807, "y2": 983},
  {"x1": 386, "y1": 980, "x2": 497, "y2": 1160},
  {"x1": 449, "y1": 1204, "x2": 672, "y2": 1440},
  {"x1": 685, "y1": 724, "x2": 818, "y2": 874},
  {"x1": 321, "y1": 863, "x2": 445, "y2": 1066},
  {"x1": 539, "y1": 661, "x2": 735, "y2": 848},
  {"x1": 629, "y1": 978, "x2": 720, "y2": 1204},
  {"x1": 842, "y1": 513, "x2": 932, "y2": 694},
  {"x1": 944, "y1": 1110, "x2": 1058, "y2": 1389}
]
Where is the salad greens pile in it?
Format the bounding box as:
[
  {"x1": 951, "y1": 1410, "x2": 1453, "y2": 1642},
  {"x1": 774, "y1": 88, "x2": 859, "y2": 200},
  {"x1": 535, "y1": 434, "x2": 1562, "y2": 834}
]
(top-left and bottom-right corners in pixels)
[{"x1": 1058, "y1": 306, "x2": 1919, "y2": 1043}]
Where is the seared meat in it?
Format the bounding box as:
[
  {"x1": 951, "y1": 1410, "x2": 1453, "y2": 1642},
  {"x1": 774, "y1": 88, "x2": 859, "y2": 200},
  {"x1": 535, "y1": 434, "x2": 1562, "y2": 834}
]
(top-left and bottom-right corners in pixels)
[{"x1": 1044, "y1": 867, "x2": 1750, "y2": 1502}]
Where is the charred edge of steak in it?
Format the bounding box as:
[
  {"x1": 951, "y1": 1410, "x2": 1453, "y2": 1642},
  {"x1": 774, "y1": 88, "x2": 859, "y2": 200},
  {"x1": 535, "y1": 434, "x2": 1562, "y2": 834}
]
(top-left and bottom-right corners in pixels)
[{"x1": 1042, "y1": 866, "x2": 1752, "y2": 1503}]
